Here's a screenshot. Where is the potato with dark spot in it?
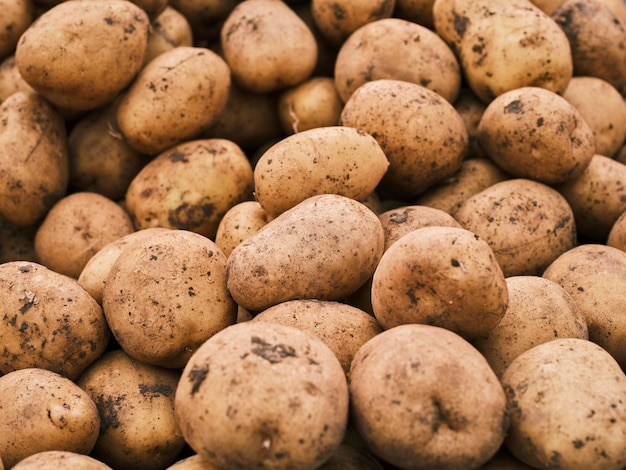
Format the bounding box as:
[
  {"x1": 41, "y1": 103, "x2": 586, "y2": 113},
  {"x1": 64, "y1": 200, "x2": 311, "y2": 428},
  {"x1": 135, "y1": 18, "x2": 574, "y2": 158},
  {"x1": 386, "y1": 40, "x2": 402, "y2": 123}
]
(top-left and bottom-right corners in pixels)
[
  {"x1": 501, "y1": 338, "x2": 626, "y2": 469},
  {"x1": 12, "y1": 451, "x2": 113, "y2": 469},
  {"x1": 349, "y1": 324, "x2": 509, "y2": 469},
  {"x1": 142, "y1": 6, "x2": 194, "y2": 67},
  {"x1": 0, "y1": 0, "x2": 34, "y2": 60},
  {"x1": 77, "y1": 349, "x2": 185, "y2": 470},
  {"x1": 174, "y1": 321, "x2": 349, "y2": 470}
]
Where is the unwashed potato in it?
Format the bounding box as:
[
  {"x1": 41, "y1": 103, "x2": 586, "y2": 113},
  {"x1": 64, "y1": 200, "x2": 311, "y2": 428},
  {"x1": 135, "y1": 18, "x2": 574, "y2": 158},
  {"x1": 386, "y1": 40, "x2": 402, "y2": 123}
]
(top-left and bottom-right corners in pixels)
[
  {"x1": 349, "y1": 324, "x2": 509, "y2": 469},
  {"x1": 454, "y1": 178, "x2": 577, "y2": 277},
  {"x1": 317, "y1": 445, "x2": 385, "y2": 469},
  {"x1": 34, "y1": 192, "x2": 135, "y2": 279},
  {"x1": 394, "y1": 0, "x2": 436, "y2": 28},
  {"x1": 543, "y1": 244, "x2": 626, "y2": 369},
  {"x1": 0, "y1": 261, "x2": 110, "y2": 380},
  {"x1": 15, "y1": 0, "x2": 149, "y2": 111},
  {"x1": 554, "y1": 155, "x2": 626, "y2": 242},
  {"x1": 0, "y1": 216, "x2": 37, "y2": 263},
  {"x1": 0, "y1": 55, "x2": 35, "y2": 101},
  {"x1": 334, "y1": 18, "x2": 461, "y2": 104},
  {"x1": 12, "y1": 451, "x2": 113, "y2": 470},
  {"x1": 473, "y1": 275, "x2": 588, "y2": 378},
  {"x1": 130, "y1": 0, "x2": 168, "y2": 19},
  {"x1": 226, "y1": 194, "x2": 385, "y2": 312},
  {"x1": 220, "y1": 0, "x2": 318, "y2": 94},
  {"x1": 125, "y1": 139, "x2": 254, "y2": 239},
  {"x1": 142, "y1": 6, "x2": 194, "y2": 67},
  {"x1": 371, "y1": 226, "x2": 508, "y2": 340},
  {"x1": 477, "y1": 86, "x2": 596, "y2": 185},
  {"x1": 175, "y1": 321, "x2": 349, "y2": 470},
  {"x1": 340, "y1": 79, "x2": 468, "y2": 199},
  {"x1": 168, "y1": 0, "x2": 239, "y2": 41},
  {"x1": 77, "y1": 350, "x2": 185, "y2": 470},
  {"x1": 214, "y1": 201, "x2": 270, "y2": 258},
  {"x1": 0, "y1": 91, "x2": 68, "y2": 227},
  {"x1": 0, "y1": 368, "x2": 100, "y2": 469},
  {"x1": 102, "y1": 229, "x2": 237, "y2": 368},
  {"x1": 165, "y1": 454, "x2": 222, "y2": 469},
  {"x1": 607, "y1": 210, "x2": 626, "y2": 252},
  {"x1": 253, "y1": 126, "x2": 389, "y2": 218},
  {"x1": 453, "y1": 87, "x2": 488, "y2": 158},
  {"x1": 0, "y1": 0, "x2": 34, "y2": 60},
  {"x1": 501, "y1": 338, "x2": 626, "y2": 469}
]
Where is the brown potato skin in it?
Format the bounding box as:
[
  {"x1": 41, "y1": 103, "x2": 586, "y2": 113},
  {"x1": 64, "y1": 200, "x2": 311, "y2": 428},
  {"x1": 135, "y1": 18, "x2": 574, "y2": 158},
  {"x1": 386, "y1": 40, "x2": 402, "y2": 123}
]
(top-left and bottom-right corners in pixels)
[
  {"x1": 214, "y1": 201, "x2": 270, "y2": 258},
  {"x1": 607, "y1": 210, "x2": 626, "y2": 253},
  {"x1": 0, "y1": 0, "x2": 34, "y2": 60},
  {"x1": 142, "y1": 6, "x2": 194, "y2": 67},
  {"x1": 12, "y1": 451, "x2": 113, "y2": 470}
]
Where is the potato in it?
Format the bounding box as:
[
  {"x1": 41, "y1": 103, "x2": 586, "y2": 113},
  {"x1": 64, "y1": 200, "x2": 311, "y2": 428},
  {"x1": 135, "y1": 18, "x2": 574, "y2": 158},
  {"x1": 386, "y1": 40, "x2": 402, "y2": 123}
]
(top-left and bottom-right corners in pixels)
[
  {"x1": 252, "y1": 299, "x2": 383, "y2": 375},
  {"x1": 34, "y1": 192, "x2": 135, "y2": 279},
  {"x1": 142, "y1": 6, "x2": 194, "y2": 67},
  {"x1": 453, "y1": 87, "x2": 488, "y2": 158},
  {"x1": 371, "y1": 226, "x2": 508, "y2": 340},
  {"x1": 277, "y1": 76, "x2": 343, "y2": 134},
  {"x1": 477, "y1": 86, "x2": 595, "y2": 184},
  {"x1": 220, "y1": 0, "x2": 318, "y2": 93},
  {"x1": 543, "y1": 244, "x2": 626, "y2": 369},
  {"x1": 76, "y1": 349, "x2": 185, "y2": 470},
  {"x1": 349, "y1": 324, "x2": 509, "y2": 469},
  {"x1": 214, "y1": 201, "x2": 270, "y2": 258},
  {"x1": 473, "y1": 276, "x2": 588, "y2": 378},
  {"x1": 334, "y1": 18, "x2": 461, "y2": 103},
  {"x1": 433, "y1": 0, "x2": 573, "y2": 103},
  {"x1": 0, "y1": 216, "x2": 37, "y2": 263},
  {"x1": 0, "y1": 91, "x2": 68, "y2": 227},
  {"x1": 226, "y1": 194, "x2": 385, "y2": 312},
  {"x1": 15, "y1": 0, "x2": 149, "y2": 111},
  {"x1": 0, "y1": 368, "x2": 100, "y2": 468},
  {"x1": 552, "y1": 0, "x2": 626, "y2": 92},
  {"x1": 253, "y1": 126, "x2": 389, "y2": 218},
  {"x1": 130, "y1": 0, "x2": 168, "y2": 20},
  {"x1": 116, "y1": 46, "x2": 231, "y2": 155},
  {"x1": 454, "y1": 178, "x2": 577, "y2": 277},
  {"x1": 0, "y1": 261, "x2": 110, "y2": 380},
  {"x1": 607, "y1": 210, "x2": 626, "y2": 252},
  {"x1": 479, "y1": 447, "x2": 535, "y2": 469},
  {"x1": 0, "y1": 0, "x2": 34, "y2": 60},
  {"x1": 168, "y1": 0, "x2": 239, "y2": 41},
  {"x1": 317, "y1": 445, "x2": 385, "y2": 469},
  {"x1": 0, "y1": 55, "x2": 35, "y2": 102},
  {"x1": 125, "y1": 139, "x2": 254, "y2": 239},
  {"x1": 340, "y1": 79, "x2": 468, "y2": 199},
  {"x1": 12, "y1": 451, "x2": 113, "y2": 470},
  {"x1": 102, "y1": 229, "x2": 237, "y2": 368},
  {"x1": 174, "y1": 321, "x2": 349, "y2": 470},
  {"x1": 415, "y1": 158, "x2": 510, "y2": 216},
  {"x1": 311, "y1": 0, "x2": 396, "y2": 46},
  {"x1": 554, "y1": 155, "x2": 626, "y2": 242},
  {"x1": 394, "y1": 0, "x2": 436, "y2": 28},
  {"x1": 562, "y1": 76, "x2": 626, "y2": 158},
  {"x1": 501, "y1": 338, "x2": 626, "y2": 469},
  {"x1": 165, "y1": 454, "x2": 221, "y2": 470}
]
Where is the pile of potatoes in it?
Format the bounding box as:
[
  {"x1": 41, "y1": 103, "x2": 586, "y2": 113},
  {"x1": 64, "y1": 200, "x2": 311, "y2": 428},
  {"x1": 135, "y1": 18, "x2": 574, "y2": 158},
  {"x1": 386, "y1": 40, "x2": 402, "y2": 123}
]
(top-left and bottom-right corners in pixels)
[{"x1": 1, "y1": 0, "x2": 626, "y2": 468}]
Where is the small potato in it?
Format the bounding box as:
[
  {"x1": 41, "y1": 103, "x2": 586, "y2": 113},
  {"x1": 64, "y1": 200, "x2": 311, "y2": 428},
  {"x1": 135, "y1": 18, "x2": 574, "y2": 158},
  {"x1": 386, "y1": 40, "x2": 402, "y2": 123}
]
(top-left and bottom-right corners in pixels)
[
  {"x1": 607, "y1": 210, "x2": 626, "y2": 252},
  {"x1": 214, "y1": 201, "x2": 270, "y2": 258},
  {"x1": 0, "y1": 368, "x2": 100, "y2": 469},
  {"x1": 0, "y1": 55, "x2": 35, "y2": 101},
  {"x1": 454, "y1": 179, "x2": 577, "y2": 277},
  {"x1": 253, "y1": 126, "x2": 389, "y2": 218},
  {"x1": 102, "y1": 229, "x2": 237, "y2": 368},
  {"x1": 340, "y1": 79, "x2": 468, "y2": 199},
  {"x1": 0, "y1": 261, "x2": 110, "y2": 380},
  {"x1": 130, "y1": 0, "x2": 168, "y2": 19},
  {"x1": 0, "y1": 0, "x2": 34, "y2": 60},
  {"x1": 477, "y1": 87, "x2": 595, "y2": 185},
  {"x1": 169, "y1": 0, "x2": 239, "y2": 41},
  {"x1": 371, "y1": 226, "x2": 508, "y2": 340},
  {"x1": 555, "y1": 155, "x2": 626, "y2": 242},
  {"x1": 125, "y1": 139, "x2": 254, "y2": 239},
  {"x1": 220, "y1": 0, "x2": 318, "y2": 93},
  {"x1": 394, "y1": 0, "x2": 436, "y2": 28},
  {"x1": 334, "y1": 18, "x2": 461, "y2": 103},
  {"x1": 278, "y1": 76, "x2": 343, "y2": 134},
  {"x1": 226, "y1": 194, "x2": 385, "y2": 312},
  {"x1": 142, "y1": 6, "x2": 194, "y2": 67},
  {"x1": 77, "y1": 350, "x2": 185, "y2": 470},
  {"x1": 165, "y1": 454, "x2": 222, "y2": 469},
  {"x1": 501, "y1": 338, "x2": 626, "y2": 469},
  {"x1": 0, "y1": 91, "x2": 68, "y2": 227},
  {"x1": 175, "y1": 321, "x2": 349, "y2": 470},
  {"x1": 12, "y1": 451, "x2": 113, "y2": 470},
  {"x1": 349, "y1": 324, "x2": 509, "y2": 469},
  {"x1": 117, "y1": 46, "x2": 231, "y2": 155},
  {"x1": 543, "y1": 244, "x2": 626, "y2": 369},
  {"x1": 15, "y1": 0, "x2": 149, "y2": 111},
  {"x1": 473, "y1": 276, "x2": 589, "y2": 378},
  {"x1": 453, "y1": 87, "x2": 488, "y2": 158},
  {"x1": 34, "y1": 192, "x2": 135, "y2": 279}
]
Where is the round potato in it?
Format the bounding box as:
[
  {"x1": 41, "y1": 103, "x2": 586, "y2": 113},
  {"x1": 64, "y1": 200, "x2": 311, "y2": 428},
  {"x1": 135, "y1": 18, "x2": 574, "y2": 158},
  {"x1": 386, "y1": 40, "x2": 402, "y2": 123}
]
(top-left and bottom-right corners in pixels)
[
  {"x1": 0, "y1": 0, "x2": 33, "y2": 59},
  {"x1": 15, "y1": 0, "x2": 149, "y2": 111},
  {"x1": 340, "y1": 79, "x2": 468, "y2": 199},
  {"x1": 0, "y1": 54, "x2": 35, "y2": 102},
  {"x1": 143, "y1": 6, "x2": 194, "y2": 67},
  {"x1": 131, "y1": 0, "x2": 168, "y2": 19},
  {"x1": 477, "y1": 86, "x2": 595, "y2": 185},
  {"x1": 0, "y1": 368, "x2": 100, "y2": 469},
  {"x1": 607, "y1": 210, "x2": 626, "y2": 252},
  {"x1": 12, "y1": 451, "x2": 113, "y2": 470},
  {"x1": 394, "y1": 0, "x2": 436, "y2": 28},
  {"x1": 214, "y1": 201, "x2": 270, "y2": 258},
  {"x1": 226, "y1": 194, "x2": 385, "y2": 312},
  {"x1": 253, "y1": 126, "x2": 389, "y2": 218},
  {"x1": 349, "y1": 324, "x2": 509, "y2": 469},
  {"x1": 175, "y1": 321, "x2": 349, "y2": 470},
  {"x1": 165, "y1": 454, "x2": 222, "y2": 469},
  {"x1": 117, "y1": 46, "x2": 231, "y2": 155},
  {"x1": 454, "y1": 178, "x2": 577, "y2": 277},
  {"x1": 502, "y1": 338, "x2": 626, "y2": 469},
  {"x1": 371, "y1": 226, "x2": 508, "y2": 340},
  {"x1": 473, "y1": 275, "x2": 588, "y2": 378}
]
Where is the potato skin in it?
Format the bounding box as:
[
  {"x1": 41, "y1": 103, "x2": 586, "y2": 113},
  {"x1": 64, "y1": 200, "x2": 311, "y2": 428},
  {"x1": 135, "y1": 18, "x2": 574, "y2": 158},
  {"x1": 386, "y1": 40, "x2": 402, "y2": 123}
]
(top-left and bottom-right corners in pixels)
[
  {"x1": 214, "y1": 201, "x2": 270, "y2": 258},
  {"x1": 226, "y1": 194, "x2": 385, "y2": 312},
  {"x1": 607, "y1": 210, "x2": 626, "y2": 253},
  {"x1": 12, "y1": 451, "x2": 113, "y2": 470},
  {"x1": 0, "y1": 0, "x2": 34, "y2": 60}
]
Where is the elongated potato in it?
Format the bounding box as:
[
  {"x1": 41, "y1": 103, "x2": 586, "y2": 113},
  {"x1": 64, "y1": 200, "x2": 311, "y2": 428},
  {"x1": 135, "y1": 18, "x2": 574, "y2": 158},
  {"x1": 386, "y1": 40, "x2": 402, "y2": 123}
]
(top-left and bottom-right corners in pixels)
[{"x1": 253, "y1": 126, "x2": 389, "y2": 218}]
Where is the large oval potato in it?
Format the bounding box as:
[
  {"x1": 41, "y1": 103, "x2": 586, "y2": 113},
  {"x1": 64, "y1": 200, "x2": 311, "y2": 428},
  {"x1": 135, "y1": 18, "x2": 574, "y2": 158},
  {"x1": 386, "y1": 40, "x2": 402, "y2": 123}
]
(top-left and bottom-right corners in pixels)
[
  {"x1": 253, "y1": 126, "x2": 389, "y2": 218},
  {"x1": 227, "y1": 194, "x2": 385, "y2": 312}
]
